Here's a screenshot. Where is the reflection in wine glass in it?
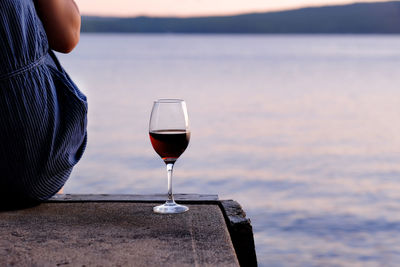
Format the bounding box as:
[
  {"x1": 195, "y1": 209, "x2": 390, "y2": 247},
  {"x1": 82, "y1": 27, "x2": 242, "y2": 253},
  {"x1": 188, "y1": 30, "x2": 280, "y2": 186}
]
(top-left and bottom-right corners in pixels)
[{"x1": 149, "y1": 99, "x2": 190, "y2": 214}]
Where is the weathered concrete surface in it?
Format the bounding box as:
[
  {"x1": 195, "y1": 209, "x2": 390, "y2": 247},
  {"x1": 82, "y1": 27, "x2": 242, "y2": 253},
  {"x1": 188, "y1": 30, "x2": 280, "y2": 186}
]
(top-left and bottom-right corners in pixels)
[
  {"x1": 0, "y1": 202, "x2": 239, "y2": 266},
  {"x1": 220, "y1": 200, "x2": 257, "y2": 267},
  {"x1": 49, "y1": 194, "x2": 219, "y2": 203}
]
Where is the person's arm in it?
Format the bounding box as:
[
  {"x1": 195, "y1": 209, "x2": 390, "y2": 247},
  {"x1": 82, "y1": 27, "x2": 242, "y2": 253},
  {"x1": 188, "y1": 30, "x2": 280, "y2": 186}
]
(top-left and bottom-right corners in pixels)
[{"x1": 34, "y1": 0, "x2": 81, "y2": 53}]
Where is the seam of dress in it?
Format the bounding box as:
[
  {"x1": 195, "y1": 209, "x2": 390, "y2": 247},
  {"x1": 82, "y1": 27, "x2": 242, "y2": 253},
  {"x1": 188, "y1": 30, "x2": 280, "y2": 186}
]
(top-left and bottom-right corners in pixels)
[{"x1": 0, "y1": 53, "x2": 47, "y2": 81}]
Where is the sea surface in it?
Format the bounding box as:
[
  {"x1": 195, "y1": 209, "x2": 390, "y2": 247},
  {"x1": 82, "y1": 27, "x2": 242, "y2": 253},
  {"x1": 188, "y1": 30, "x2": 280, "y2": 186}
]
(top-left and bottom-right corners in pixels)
[{"x1": 58, "y1": 34, "x2": 400, "y2": 266}]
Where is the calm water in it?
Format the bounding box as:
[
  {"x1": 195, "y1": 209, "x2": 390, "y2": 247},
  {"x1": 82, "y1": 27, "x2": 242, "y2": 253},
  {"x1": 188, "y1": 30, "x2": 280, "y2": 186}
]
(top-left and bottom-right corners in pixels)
[{"x1": 58, "y1": 34, "x2": 400, "y2": 266}]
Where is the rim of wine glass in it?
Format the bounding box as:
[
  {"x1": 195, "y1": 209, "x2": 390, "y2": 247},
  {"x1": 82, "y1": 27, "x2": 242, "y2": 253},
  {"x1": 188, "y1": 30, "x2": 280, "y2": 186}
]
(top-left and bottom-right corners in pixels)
[{"x1": 155, "y1": 99, "x2": 185, "y2": 103}]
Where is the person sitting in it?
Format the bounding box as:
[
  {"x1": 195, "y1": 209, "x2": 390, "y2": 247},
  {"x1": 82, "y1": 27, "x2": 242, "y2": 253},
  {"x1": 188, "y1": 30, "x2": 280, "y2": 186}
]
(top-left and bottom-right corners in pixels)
[{"x1": 0, "y1": 0, "x2": 87, "y2": 207}]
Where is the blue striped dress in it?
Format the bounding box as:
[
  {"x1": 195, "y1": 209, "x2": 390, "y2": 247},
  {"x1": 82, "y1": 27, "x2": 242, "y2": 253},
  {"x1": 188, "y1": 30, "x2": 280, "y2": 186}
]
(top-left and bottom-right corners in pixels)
[{"x1": 0, "y1": 0, "x2": 87, "y2": 203}]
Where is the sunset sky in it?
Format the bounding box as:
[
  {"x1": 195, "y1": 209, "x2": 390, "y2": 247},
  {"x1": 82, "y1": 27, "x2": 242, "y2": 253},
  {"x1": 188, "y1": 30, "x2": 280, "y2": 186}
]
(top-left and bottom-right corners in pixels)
[{"x1": 75, "y1": 0, "x2": 390, "y2": 17}]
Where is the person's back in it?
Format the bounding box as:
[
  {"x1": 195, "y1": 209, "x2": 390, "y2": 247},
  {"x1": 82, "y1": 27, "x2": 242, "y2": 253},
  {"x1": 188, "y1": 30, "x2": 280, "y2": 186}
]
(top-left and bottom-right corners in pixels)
[{"x1": 0, "y1": 0, "x2": 87, "y2": 204}]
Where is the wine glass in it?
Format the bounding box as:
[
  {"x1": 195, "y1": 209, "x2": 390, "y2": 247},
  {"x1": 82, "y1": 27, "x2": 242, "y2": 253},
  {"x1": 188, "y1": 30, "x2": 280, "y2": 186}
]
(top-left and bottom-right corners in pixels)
[{"x1": 149, "y1": 99, "x2": 190, "y2": 214}]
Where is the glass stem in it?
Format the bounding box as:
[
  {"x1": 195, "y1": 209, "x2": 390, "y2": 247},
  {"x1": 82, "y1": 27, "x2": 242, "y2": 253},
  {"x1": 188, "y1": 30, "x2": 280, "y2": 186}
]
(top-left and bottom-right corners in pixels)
[{"x1": 166, "y1": 163, "x2": 174, "y2": 203}]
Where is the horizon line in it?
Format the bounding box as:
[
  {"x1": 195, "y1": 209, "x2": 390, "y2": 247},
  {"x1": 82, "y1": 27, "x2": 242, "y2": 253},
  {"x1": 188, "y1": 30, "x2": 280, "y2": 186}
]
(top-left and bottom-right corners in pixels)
[{"x1": 79, "y1": 0, "x2": 389, "y2": 19}]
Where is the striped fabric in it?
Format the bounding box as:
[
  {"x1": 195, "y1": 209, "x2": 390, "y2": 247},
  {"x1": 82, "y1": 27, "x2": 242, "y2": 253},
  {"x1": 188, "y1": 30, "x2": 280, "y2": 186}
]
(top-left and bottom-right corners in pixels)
[{"x1": 0, "y1": 0, "x2": 87, "y2": 203}]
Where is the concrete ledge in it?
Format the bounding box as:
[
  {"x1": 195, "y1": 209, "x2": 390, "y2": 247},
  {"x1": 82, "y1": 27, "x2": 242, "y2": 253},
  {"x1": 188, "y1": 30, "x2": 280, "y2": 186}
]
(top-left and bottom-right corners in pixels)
[
  {"x1": 220, "y1": 200, "x2": 258, "y2": 267},
  {"x1": 48, "y1": 193, "x2": 219, "y2": 203},
  {"x1": 0, "y1": 194, "x2": 256, "y2": 266}
]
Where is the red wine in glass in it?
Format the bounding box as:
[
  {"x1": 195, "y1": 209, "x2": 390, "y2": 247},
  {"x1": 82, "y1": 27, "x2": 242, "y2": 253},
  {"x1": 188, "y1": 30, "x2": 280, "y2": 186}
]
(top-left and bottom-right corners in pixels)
[
  {"x1": 149, "y1": 99, "x2": 190, "y2": 214},
  {"x1": 149, "y1": 130, "x2": 190, "y2": 164}
]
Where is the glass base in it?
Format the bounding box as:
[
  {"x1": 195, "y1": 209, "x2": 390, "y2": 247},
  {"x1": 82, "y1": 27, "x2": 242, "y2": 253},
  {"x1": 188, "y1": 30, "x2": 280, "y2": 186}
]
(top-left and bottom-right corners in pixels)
[{"x1": 153, "y1": 201, "x2": 189, "y2": 214}]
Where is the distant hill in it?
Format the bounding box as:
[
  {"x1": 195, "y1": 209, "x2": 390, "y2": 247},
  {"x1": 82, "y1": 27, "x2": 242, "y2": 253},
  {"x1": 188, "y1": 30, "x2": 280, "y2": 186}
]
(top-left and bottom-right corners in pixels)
[{"x1": 81, "y1": 1, "x2": 400, "y2": 33}]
